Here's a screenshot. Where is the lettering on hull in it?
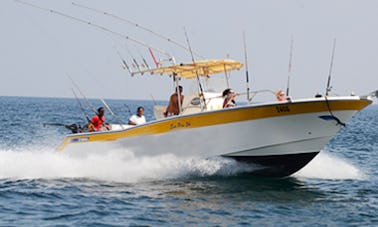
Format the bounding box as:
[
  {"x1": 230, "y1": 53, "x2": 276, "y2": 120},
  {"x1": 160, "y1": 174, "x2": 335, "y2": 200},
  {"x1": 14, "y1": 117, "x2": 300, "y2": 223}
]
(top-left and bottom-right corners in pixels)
[
  {"x1": 276, "y1": 105, "x2": 290, "y2": 113},
  {"x1": 170, "y1": 121, "x2": 191, "y2": 130}
]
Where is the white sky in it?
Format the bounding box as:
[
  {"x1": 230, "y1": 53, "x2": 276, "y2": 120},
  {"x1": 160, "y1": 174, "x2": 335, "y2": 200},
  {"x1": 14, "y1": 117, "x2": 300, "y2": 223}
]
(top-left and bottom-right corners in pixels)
[{"x1": 1, "y1": 0, "x2": 377, "y2": 101}]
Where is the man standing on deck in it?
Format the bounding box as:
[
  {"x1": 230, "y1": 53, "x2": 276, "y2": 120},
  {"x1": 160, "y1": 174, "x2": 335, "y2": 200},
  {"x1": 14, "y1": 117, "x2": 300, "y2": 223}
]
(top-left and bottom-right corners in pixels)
[{"x1": 164, "y1": 85, "x2": 184, "y2": 117}]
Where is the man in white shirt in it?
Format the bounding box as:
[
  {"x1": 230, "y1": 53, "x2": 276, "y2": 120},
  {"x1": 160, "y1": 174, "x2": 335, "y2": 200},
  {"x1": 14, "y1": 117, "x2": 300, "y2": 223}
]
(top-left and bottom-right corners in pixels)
[{"x1": 128, "y1": 106, "x2": 146, "y2": 125}]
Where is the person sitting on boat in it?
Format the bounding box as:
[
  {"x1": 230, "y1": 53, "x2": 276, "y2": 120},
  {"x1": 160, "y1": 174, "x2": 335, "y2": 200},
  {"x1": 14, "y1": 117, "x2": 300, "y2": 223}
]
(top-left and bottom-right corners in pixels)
[
  {"x1": 128, "y1": 106, "x2": 146, "y2": 125},
  {"x1": 85, "y1": 107, "x2": 112, "y2": 132},
  {"x1": 222, "y1": 88, "x2": 237, "y2": 108},
  {"x1": 276, "y1": 90, "x2": 286, "y2": 101},
  {"x1": 164, "y1": 85, "x2": 184, "y2": 117}
]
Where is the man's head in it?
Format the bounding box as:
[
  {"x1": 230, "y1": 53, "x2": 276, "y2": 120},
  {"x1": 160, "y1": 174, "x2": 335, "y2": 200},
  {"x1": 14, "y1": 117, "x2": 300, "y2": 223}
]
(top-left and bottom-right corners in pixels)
[
  {"x1": 137, "y1": 106, "x2": 144, "y2": 117},
  {"x1": 97, "y1": 107, "x2": 105, "y2": 116},
  {"x1": 178, "y1": 85, "x2": 183, "y2": 93}
]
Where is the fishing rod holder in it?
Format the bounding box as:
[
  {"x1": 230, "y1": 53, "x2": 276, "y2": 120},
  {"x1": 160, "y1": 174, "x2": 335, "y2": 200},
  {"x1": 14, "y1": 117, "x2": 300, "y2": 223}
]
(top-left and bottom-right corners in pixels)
[{"x1": 158, "y1": 56, "x2": 176, "y2": 67}]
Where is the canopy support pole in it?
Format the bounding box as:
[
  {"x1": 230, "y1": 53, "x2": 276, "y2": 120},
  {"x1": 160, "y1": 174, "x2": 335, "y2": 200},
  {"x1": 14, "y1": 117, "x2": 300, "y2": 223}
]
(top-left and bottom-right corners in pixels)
[{"x1": 174, "y1": 74, "x2": 183, "y2": 115}]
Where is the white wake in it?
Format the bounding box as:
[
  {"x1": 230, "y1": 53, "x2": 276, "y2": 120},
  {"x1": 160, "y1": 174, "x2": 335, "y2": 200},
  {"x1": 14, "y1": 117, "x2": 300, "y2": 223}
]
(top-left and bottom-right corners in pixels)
[
  {"x1": 293, "y1": 151, "x2": 365, "y2": 180},
  {"x1": 0, "y1": 147, "x2": 364, "y2": 182},
  {"x1": 0, "y1": 148, "x2": 254, "y2": 183}
]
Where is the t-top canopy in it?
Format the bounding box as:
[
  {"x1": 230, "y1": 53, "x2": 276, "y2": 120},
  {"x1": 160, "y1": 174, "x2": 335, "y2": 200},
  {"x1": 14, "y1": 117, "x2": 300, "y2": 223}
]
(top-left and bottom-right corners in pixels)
[{"x1": 131, "y1": 59, "x2": 243, "y2": 79}]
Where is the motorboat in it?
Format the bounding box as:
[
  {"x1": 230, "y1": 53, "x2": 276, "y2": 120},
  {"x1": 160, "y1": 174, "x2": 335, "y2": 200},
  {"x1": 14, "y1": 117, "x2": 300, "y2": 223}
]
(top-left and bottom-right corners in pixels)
[
  {"x1": 14, "y1": 0, "x2": 375, "y2": 177},
  {"x1": 56, "y1": 59, "x2": 375, "y2": 177}
]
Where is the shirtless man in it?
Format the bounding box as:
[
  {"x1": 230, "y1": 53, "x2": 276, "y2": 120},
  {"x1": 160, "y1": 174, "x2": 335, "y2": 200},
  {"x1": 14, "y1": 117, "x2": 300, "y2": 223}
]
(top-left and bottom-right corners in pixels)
[{"x1": 164, "y1": 85, "x2": 184, "y2": 117}]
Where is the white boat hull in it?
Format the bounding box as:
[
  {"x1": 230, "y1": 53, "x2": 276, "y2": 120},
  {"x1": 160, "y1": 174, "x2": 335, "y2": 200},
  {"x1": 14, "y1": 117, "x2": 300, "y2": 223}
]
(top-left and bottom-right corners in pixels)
[{"x1": 57, "y1": 96, "x2": 372, "y2": 177}]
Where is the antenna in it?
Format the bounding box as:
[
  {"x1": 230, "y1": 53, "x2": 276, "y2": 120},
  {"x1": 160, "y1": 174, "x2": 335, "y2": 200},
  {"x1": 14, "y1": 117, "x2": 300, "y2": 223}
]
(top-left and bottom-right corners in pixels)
[
  {"x1": 326, "y1": 39, "x2": 337, "y2": 96},
  {"x1": 286, "y1": 36, "x2": 294, "y2": 97}
]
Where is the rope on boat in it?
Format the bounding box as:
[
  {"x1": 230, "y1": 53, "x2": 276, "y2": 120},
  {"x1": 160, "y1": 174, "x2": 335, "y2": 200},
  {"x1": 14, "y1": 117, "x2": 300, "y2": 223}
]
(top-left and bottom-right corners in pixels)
[{"x1": 324, "y1": 96, "x2": 346, "y2": 127}]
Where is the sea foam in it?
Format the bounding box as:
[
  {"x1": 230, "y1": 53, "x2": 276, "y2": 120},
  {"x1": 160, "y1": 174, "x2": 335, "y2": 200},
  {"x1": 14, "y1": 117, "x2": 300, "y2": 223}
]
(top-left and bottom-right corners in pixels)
[
  {"x1": 0, "y1": 147, "x2": 364, "y2": 182},
  {"x1": 0, "y1": 148, "x2": 253, "y2": 183},
  {"x1": 293, "y1": 151, "x2": 365, "y2": 180}
]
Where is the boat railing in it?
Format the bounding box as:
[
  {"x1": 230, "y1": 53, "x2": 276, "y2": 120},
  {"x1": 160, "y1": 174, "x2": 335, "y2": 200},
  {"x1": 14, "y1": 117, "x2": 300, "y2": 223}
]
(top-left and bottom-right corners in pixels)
[
  {"x1": 201, "y1": 89, "x2": 278, "y2": 103},
  {"x1": 182, "y1": 89, "x2": 280, "y2": 113},
  {"x1": 245, "y1": 89, "x2": 279, "y2": 102},
  {"x1": 154, "y1": 89, "x2": 286, "y2": 119}
]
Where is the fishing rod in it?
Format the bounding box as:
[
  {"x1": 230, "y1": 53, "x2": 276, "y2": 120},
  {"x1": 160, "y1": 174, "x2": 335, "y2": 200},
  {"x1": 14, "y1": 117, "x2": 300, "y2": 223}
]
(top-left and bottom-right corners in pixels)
[
  {"x1": 124, "y1": 103, "x2": 133, "y2": 115},
  {"x1": 223, "y1": 64, "x2": 230, "y2": 88},
  {"x1": 69, "y1": 74, "x2": 123, "y2": 128},
  {"x1": 132, "y1": 58, "x2": 142, "y2": 73},
  {"x1": 71, "y1": 88, "x2": 92, "y2": 124},
  {"x1": 150, "y1": 94, "x2": 158, "y2": 106},
  {"x1": 243, "y1": 31, "x2": 251, "y2": 102},
  {"x1": 134, "y1": 46, "x2": 151, "y2": 69},
  {"x1": 286, "y1": 36, "x2": 294, "y2": 97},
  {"x1": 43, "y1": 123, "x2": 81, "y2": 133},
  {"x1": 114, "y1": 46, "x2": 133, "y2": 74},
  {"x1": 149, "y1": 48, "x2": 159, "y2": 67},
  {"x1": 15, "y1": 0, "x2": 173, "y2": 59},
  {"x1": 100, "y1": 98, "x2": 125, "y2": 129},
  {"x1": 323, "y1": 39, "x2": 345, "y2": 126},
  {"x1": 71, "y1": 2, "x2": 205, "y2": 59},
  {"x1": 184, "y1": 27, "x2": 207, "y2": 111},
  {"x1": 67, "y1": 74, "x2": 98, "y2": 115},
  {"x1": 326, "y1": 39, "x2": 337, "y2": 96},
  {"x1": 123, "y1": 42, "x2": 143, "y2": 73},
  {"x1": 142, "y1": 57, "x2": 150, "y2": 70},
  {"x1": 223, "y1": 54, "x2": 230, "y2": 88}
]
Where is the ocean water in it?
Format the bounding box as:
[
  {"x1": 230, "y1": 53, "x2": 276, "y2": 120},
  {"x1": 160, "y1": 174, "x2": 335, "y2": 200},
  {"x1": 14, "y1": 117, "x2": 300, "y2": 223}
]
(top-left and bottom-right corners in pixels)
[{"x1": 0, "y1": 96, "x2": 377, "y2": 226}]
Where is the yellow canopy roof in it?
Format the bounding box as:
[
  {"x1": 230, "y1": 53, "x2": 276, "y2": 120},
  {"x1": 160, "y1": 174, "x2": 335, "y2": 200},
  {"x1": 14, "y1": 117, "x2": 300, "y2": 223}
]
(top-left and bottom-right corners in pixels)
[{"x1": 131, "y1": 59, "x2": 243, "y2": 79}]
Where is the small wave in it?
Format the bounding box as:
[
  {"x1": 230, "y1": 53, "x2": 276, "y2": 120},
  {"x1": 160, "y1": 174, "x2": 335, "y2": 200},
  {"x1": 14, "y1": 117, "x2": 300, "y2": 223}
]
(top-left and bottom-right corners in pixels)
[
  {"x1": 293, "y1": 151, "x2": 365, "y2": 180},
  {"x1": 0, "y1": 148, "x2": 257, "y2": 183}
]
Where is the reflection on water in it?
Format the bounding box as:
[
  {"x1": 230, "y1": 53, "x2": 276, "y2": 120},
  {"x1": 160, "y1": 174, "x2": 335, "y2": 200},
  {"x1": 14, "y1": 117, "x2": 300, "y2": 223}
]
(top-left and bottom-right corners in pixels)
[{"x1": 159, "y1": 176, "x2": 325, "y2": 203}]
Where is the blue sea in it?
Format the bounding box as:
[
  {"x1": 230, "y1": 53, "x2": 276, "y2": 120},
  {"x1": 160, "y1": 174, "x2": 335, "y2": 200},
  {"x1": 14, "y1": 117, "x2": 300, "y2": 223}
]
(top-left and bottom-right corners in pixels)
[{"x1": 0, "y1": 96, "x2": 377, "y2": 226}]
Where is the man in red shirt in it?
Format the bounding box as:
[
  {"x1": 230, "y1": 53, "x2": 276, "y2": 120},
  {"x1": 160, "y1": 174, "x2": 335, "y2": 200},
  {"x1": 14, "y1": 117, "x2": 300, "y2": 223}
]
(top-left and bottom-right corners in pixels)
[{"x1": 86, "y1": 107, "x2": 111, "y2": 132}]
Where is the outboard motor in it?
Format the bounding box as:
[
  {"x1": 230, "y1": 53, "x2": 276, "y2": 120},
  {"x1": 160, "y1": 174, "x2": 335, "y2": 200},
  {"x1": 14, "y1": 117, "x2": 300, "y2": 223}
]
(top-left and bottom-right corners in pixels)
[{"x1": 64, "y1": 124, "x2": 81, "y2": 134}]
